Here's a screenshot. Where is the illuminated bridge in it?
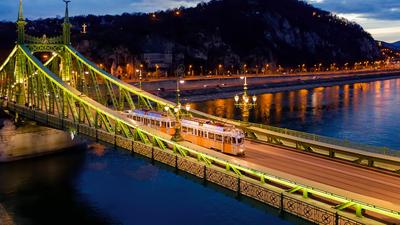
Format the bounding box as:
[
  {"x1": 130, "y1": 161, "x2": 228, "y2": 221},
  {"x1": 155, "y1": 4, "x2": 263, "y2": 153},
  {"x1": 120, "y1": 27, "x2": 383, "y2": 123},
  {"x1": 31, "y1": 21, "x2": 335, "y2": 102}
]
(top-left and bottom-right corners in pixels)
[{"x1": 1, "y1": 1, "x2": 399, "y2": 224}]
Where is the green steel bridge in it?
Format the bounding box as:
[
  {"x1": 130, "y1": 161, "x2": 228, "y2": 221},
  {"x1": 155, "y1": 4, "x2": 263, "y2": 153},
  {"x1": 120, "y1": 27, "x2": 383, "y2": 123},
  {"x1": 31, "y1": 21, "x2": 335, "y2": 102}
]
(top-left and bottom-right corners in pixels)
[{"x1": 1, "y1": 1, "x2": 400, "y2": 224}]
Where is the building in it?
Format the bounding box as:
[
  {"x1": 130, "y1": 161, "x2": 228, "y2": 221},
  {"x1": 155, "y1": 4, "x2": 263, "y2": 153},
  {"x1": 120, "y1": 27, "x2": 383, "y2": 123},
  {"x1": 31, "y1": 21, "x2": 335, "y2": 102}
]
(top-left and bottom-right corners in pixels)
[{"x1": 143, "y1": 53, "x2": 173, "y2": 71}]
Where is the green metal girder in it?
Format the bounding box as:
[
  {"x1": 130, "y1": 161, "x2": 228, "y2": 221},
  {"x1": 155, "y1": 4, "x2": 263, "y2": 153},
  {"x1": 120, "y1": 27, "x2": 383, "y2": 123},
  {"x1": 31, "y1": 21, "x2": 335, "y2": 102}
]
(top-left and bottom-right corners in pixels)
[
  {"x1": 226, "y1": 164, "x2": 242, "y2": 177},
  {"x1": 153, "y1": 137, "x2": 167, "y2": 150},
  {"x1": 197, "y1": 154, "x2": 212, "y2": 166},
  {"x1": 135, "y1": 129, "x2": 150, "y2": 145},
  {"x1": 173, "y1": 145, "x2": 187, "y2": 157},
  {"x1": 65, "y1": 45, "x2": 175, "y2": 109},
  {"x1": 335, "y1": 202, "x2": 363, "y2": 217},
  {"x1": 287, "y1": 186, "x2": 309, "y2": 198}
]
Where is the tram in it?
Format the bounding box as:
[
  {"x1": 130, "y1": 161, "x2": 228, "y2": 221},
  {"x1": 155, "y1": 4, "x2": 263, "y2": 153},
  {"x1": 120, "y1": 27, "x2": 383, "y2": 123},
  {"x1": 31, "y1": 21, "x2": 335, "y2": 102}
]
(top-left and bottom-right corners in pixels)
[{"x1": 124, "y1": 109, "x2": 245, "y2": 155}]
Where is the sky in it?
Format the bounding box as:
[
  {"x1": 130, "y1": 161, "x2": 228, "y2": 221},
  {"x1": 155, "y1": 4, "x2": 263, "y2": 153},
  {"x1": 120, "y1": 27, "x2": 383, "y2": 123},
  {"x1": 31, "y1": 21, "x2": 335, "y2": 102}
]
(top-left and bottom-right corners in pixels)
[{"x1": 0, "y1": 0, "x2": 399, "y2": 42}]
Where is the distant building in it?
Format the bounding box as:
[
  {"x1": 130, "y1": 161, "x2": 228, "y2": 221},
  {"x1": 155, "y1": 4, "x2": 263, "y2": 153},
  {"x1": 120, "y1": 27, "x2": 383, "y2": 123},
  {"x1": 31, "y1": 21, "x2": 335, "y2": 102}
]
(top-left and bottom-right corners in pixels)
[{"x1": 143, "y1": 53, "x2": 173, "y2": 71}]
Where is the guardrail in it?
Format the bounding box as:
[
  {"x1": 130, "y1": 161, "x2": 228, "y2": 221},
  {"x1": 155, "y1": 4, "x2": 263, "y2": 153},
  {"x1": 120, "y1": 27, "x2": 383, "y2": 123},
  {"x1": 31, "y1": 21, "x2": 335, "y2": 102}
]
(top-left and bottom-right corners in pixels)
[
  {"x1": 231, "y1": 120, "x2": 400, "y2": 173},
  {"x1": 250, "y1": 122, "x2": 400, "y2": 157},
  {"x1": 5, "y1": 102, "x2": 400, "y2": 225}
]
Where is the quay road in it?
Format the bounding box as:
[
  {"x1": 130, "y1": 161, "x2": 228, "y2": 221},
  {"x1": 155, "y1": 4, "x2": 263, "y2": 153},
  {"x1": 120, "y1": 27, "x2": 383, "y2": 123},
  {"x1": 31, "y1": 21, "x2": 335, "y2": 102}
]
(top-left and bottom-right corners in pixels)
[{"x1": 130, "y1": 69, "x2": 400, "y2": 93}]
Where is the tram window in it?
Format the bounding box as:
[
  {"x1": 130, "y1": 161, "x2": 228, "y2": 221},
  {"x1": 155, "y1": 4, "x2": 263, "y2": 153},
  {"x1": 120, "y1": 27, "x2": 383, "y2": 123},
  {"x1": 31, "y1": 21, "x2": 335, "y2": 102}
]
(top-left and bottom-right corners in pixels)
[
  {"x1": 182, "y1": 126, "x2": 188, "y2": 133},
  {"x1": 237, "y1": 138, "x2": 243, "y2": 144},
  {"x1": 225, "y1": 136, "x2": 231, "y2": 144},
  {"x1": 199, "y1": 131, "x2": 203, "y2": 137},
  {"x1": 162, "y1": 122, "x2": 166, "y2": 127},
  {"x1": 156, "y1": 121, "x2": 160, "y2": 126},
  {"x1": 188, "y1": 128, "x2": 193, "y2": 134},
  {"x1": 171, "y1": 122, "x2": 175, "y2": 127},
  {"x1": 209, "y1": 133, "x2": 215, "y2": 140},
  {"x1": 216, "y1": 135, "x2": 222, "y2": 142}
]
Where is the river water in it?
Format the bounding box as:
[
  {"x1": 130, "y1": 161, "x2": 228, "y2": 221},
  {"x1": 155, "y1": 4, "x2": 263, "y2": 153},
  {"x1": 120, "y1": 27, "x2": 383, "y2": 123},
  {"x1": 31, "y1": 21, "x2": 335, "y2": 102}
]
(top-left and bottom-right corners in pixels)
[
  {"x1": 1, "y1": 78, "x2": 399, "y2": 225},
  {"x1": 191, "y1": 78, "x2": 400, "y2": 150}
]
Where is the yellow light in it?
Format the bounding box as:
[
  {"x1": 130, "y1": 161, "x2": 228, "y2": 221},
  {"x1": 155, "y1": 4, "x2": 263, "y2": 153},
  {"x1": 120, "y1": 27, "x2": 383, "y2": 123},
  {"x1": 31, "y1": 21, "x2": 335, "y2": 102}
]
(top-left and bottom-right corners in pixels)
[
  {"x1": 185, "y1": 104, "x2": 191, "y2": 111},
  {"x1": 234, "y1": 95, "x2": 239, "y2": 102},
  {"x1": 164, "y1": 106, "x2": 170, "y2": 111},
  {"x1": 252, "y1": 95, "x2": 257, "y2": 102}
]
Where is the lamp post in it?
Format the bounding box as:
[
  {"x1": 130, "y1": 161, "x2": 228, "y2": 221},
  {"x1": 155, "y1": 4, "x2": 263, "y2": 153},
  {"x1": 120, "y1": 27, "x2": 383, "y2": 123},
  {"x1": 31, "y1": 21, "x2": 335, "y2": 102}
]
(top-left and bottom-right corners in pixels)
[
  {"x1": 171, "y1": 78, "x2": 186, "y2": 142},
  {"x1": 234, "y1": 76, "x2": 257, "y2": 121},
  {"x1": 136, "y1": 69, "x2": 142, "y2": 89}
]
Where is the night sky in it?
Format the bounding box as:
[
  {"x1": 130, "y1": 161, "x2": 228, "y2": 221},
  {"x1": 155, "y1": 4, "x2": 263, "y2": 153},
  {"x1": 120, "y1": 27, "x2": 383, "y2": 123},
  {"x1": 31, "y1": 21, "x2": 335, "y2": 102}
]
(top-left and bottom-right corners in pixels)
[{"x1": 0, "y1": 0, "x2": 399, "y2": 42}]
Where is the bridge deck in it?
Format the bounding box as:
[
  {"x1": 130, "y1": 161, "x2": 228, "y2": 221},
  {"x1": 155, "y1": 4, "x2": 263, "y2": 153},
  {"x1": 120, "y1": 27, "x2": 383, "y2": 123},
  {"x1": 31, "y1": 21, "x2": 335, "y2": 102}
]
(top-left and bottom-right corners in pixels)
[{"x1": 242, "y1": 140, "x2": 400, "y2": 211}]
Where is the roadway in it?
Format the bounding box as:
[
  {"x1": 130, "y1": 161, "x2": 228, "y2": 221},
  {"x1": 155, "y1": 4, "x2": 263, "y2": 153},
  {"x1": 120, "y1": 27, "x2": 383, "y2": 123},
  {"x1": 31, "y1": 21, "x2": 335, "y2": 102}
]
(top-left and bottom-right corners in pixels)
[{"x1": 241, "y1": 140, "x2": 400, "y2": 208}]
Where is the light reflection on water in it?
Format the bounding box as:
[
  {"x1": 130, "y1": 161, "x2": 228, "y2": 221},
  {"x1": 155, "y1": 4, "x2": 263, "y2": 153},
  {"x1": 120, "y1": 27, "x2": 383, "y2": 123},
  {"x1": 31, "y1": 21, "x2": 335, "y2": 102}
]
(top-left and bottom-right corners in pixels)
[{"x1": 191, "y1": 78, "x2": 400, "y2": 150}]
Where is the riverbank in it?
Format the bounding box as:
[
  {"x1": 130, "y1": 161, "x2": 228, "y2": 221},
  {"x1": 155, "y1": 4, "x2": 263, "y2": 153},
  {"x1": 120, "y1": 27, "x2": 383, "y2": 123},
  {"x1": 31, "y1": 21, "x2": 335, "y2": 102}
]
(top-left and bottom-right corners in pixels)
[
  {"x1": 0, "y1": 111, "x2": 85, "y2": 163},
  {"x1": 0, "y1": 204, "x2": 15, "y2": 225},
  {"x1": 136, "y1": 70, "x2": 400, "y2": 102}
]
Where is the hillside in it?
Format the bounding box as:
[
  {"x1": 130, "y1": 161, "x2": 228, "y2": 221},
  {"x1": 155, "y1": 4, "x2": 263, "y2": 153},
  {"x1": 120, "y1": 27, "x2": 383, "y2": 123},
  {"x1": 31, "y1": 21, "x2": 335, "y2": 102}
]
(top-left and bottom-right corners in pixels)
[
  {"x1": 0, "y1": 0, "x2": 381, "y2": 72},
  {"x1": 392, "y1": 41, "x2": 400, "y2": 48}
]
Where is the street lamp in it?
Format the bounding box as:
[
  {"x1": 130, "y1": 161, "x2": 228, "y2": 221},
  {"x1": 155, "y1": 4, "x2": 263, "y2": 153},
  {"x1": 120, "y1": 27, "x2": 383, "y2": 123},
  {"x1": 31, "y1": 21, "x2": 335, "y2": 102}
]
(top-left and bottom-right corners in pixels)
[
  {"x1": 185, "y1": 103, "x2": 191, "y2": 112},
  {"x1": 176, "y1": 79, "x2": 185, "y2": 105},
  {"x1": 136, "y1": 69, "x2": 142, "y2": 89},
  {"x1": 172, "y1": 78, "x2": 186, "y2": 142},
  {"x1": 234, "y1": 76, "x2": 257, "y2": 109}
]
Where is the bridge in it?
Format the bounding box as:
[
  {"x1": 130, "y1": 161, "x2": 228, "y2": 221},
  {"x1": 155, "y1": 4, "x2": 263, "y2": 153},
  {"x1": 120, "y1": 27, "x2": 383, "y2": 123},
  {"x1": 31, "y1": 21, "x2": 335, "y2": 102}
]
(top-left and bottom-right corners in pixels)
[{"x1": 1, "y1": 1, "x2": 400, "y2": 224}]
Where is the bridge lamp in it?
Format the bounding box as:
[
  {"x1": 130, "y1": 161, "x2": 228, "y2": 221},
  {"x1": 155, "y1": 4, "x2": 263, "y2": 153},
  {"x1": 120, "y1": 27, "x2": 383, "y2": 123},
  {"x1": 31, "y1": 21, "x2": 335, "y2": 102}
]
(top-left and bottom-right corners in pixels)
[
  {"x1": 252, "y1": 95, "x2": 257, "y2": 103},
  {"x1": 185, "y1": 104, "x2": 191, "y2": 112},
  {"x1": 52, "y1": 52, "x2": 57, "y2": 56},
  {"x1": 84, "y1": 71, "x2": 89, "y2": 75},
  {"x1": 244, "y1": 96, "x2": 249, "y2": 103},
  {"x1": 164, "y1": 106, "x2": 170, "y2": 112},
  {"x1": 234, "y1": 94, "x2": 239, "y2": 102},
  {"x1": 174, "y1": 107, "x2": 179, "y2": 113},
  {"x1": 179, "y1": 80, "x2": 185, "y2": 84}
]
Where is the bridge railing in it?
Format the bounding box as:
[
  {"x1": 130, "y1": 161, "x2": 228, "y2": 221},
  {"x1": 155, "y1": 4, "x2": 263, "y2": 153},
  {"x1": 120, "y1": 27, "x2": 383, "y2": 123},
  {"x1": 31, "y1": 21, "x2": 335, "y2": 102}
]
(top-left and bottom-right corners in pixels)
[{"x1": 242, "y1": 121, "x2": 400, "y2": 157}]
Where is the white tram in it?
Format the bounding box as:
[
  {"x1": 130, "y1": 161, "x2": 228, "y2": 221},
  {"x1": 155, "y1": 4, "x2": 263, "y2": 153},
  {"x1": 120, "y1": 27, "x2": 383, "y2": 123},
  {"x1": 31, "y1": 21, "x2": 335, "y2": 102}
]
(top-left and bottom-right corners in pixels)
[{"x1": 124, "y1": 109, "x2": 245, "y2": 155}]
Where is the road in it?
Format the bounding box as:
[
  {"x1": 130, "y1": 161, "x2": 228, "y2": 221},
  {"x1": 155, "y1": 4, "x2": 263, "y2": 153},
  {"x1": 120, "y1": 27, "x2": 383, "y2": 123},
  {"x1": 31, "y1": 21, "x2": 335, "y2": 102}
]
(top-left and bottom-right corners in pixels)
[{"x1": 242, "y1": 140, "x2": 400, "y2": 207}]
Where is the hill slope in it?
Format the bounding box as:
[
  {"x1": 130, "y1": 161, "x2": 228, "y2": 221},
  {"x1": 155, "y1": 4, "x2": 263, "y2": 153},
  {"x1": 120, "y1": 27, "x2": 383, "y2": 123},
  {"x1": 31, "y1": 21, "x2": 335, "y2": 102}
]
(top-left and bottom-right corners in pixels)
[{"x1": 0, "y1": 0, "x2": 381, "y2": 70}]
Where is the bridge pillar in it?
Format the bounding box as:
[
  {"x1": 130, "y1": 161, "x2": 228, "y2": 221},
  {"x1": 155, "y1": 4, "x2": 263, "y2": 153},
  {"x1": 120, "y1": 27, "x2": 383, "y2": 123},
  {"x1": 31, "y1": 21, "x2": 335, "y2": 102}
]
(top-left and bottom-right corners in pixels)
[
  {"x1": 16, "y1": 0, "x2": 26, "y2": 44},
  {"x1": 14, "y1": 50, "x2": 26, "y2": 106},
  {"x1": 62, "y1": 1, "x2": 71, "y2": 45}
]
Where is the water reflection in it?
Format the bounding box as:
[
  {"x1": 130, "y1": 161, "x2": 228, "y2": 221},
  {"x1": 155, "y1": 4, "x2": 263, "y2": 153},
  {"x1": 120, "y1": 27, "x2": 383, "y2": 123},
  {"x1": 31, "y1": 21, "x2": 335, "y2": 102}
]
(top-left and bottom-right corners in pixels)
[
  {"x1": 192, "y1": 78, "x2": 400, "y2": 149},
  {"x1": 0, "y1": 148, "x2": 118, "y2": 225}
]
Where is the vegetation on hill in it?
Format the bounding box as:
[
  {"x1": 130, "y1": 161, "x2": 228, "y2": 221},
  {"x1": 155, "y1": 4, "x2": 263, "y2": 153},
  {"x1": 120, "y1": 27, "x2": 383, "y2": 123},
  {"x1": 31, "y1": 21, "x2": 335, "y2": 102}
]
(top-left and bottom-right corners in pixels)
[{"x1": 0, "y1": 0, "x2": 381, "y2": 73}]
